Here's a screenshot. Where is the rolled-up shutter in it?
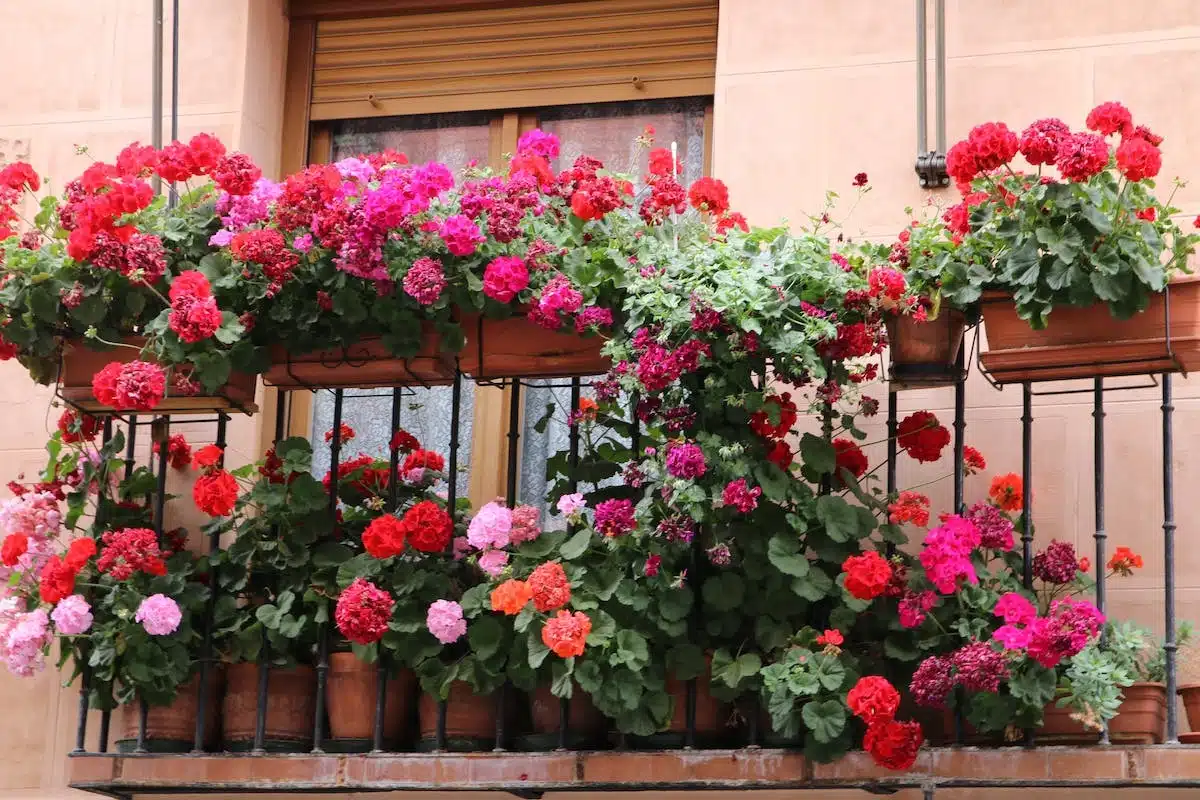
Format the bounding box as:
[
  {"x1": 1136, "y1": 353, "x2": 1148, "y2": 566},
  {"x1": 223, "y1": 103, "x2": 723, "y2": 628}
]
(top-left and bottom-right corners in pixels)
[{"x1": 308, "y1": 0, "x2": 718, "y2": 121}]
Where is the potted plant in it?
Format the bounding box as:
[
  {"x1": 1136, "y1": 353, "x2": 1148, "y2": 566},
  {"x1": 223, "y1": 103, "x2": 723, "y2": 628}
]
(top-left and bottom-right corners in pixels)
[
  {"x1": 1101, "y1": 621, "x2": 1191, "y2": 744},
  {"x1": 215, "y1": 438, "x2": 326, "y2": 751},
  {"x1": 0, "y1": 139, "x2": 264, "y2": 414},
  {"x1": 935, "y1": 103, "x2": 1200, "y2": 383}
]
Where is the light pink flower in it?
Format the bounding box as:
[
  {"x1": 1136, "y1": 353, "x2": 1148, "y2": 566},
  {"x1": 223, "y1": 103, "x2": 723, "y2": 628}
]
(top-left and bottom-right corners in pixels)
[
  {"x1": 2, "y1": 607, "x2": 50, "y2": 677},
  {"x1": 509, "y1": 505, "x2": 542, "y2": 545},
  {"x1": 556, "y1": 493, "x2": 586, "y2": 520},
  {"x1": 135, "y1": 594, "x2": 182, "y2": 636},
  {"x1": 50, "y1": 595, "x2": 93, "y2": 635},
  {"x1": 478, "y1": 549, "x2": 509, "y2": 577},
  {"x1": 426, "y1": 599, "x2": 466, "y2": 644},
  {"x1": 467, "y1": 501, "x2": 512, "y2": 550}
]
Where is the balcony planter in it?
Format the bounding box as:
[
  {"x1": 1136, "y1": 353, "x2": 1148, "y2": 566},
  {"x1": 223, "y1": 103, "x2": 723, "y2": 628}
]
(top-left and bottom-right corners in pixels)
[
  {"x1": 114, "y1": 669, "x2": 223, "y2": 753},
  {"x1": 416, "y1": 681, "x2": 497, "y2": 752},
  {"x1": 1035, "y1": 700, "x2": 1101, "y2": 744},
  {"x1": 1179, "y1": 684, "x2": 1200, "y2": 733},
  {"x1": 1108, "y1": 682, "x2": 1166, "y2": 744},
  {"x1": 325, "y1": 652, "x2": 416, "y2": 752},
  {"x1": 519, "y1": 683, "x2": 607, "y2": 750},
  {"x1": 222, "y1": 663, "x2": 316, "y2": 752},
  {"x1": 458, "y1": 312, "x2": 609, "y2": 379},
  {"x1": 59, "y1": 338, "x2": 257, "y2": 415},
  {"x1": 263, "y1": 329, "x2": 455, "y2": 390},
  {"x1": 978, "y1": 278, "x2": 1200, "y2": 384},
  {"x1": 885, "y1": 309, "x2": 966, "y2": 387}
]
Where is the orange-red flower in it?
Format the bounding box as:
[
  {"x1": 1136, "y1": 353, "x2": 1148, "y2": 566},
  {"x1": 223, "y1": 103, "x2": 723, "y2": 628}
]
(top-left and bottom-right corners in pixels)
[
  {"x1": 963, "y1": 446, "x2": 986, "y2": 476},
  {"x1": 888, "y1": 491, "x2": 931, "y2": 527},
  {"x1": 1107, "y1": 546, "x2": 1144, "y2": 576},
  {"x1": 528, "y1": 561, "x2": 571, "y2": 612},
  {"x1": 363, "y1": 514, "x2": 406, "y2": 559},
  {"x1": 541, "y1": 610, "x2": 591, "y2": 658},
  {"x1": 988, "y1": 473, "x2": 1023, "y2": 513},
  {"x1": 490, "y1": 579, "x2": 533, "y2": 616}
]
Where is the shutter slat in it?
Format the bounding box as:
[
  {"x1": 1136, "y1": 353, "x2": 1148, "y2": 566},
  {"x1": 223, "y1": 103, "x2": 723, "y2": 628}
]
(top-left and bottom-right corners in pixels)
[{"x1": 311, "y1": 0, "x2": 717, "y2": 120}]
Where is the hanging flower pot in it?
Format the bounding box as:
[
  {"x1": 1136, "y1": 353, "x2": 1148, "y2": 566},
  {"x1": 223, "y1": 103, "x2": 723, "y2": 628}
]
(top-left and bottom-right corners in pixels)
[
  {"x1": 1035, "y1": 700, "x2": 1102, "y2": 744},
  {"x1": 114, "y1": 669, "x2": 224, "y2": 753},
  {"x1": 1108, "y1": 682, "x2": 1167, "y2": 744},
  {"x1": 979, "y1": 277, "x2": 1200, "y2": 383},
  {"x1": 416, "y1": 681, "x2": 497, "y2": 752},
  {"x1": 325, "y1": 652, "x2": 415, "y2": 751},
  {"x1": 885, "y1": 309, "x2": 966, "y2": 387},
  {"x1": 221, "y1": 662, "x2": 315, "y2": 752},
  {"x1": 520, "y1": 683, "x2": 607, "y2": 750},
  {"x1": 457, "y1": 312, "x2": 609, "y2": 379},
  {"x1": 263, "y1": 328, "x2": 455, "y2": 390},
  {"x1": 58, "y1": 338, "x2": 257, "y2": 415}
]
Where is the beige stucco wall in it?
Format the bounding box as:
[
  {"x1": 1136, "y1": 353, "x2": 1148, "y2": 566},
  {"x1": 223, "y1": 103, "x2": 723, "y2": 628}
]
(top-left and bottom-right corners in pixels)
[{"x1": 4, "y1": 0, "x2": 1200, "y2": 798}]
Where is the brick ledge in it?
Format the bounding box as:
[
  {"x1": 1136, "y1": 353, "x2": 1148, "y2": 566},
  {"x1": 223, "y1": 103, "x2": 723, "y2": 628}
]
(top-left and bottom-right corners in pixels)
[{"x1": 66, "y1": 746, "x2": 1200, "y2": 794}]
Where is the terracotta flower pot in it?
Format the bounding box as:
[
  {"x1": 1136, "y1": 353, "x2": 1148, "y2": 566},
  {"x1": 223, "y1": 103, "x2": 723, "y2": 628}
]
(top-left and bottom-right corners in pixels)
[
  {"x1": 525, "y1": 683, "x2": 607, "y2": 748},
  {"x1": 979, "y1": 277, "x2": 1200, "y2": 383},
  {"x1": 59, "y1": 338, "x2": 257, "y2": 415},
  {"x1": 1108, "y1": 681, "x2": 1167, "y2": 744},
  {"x1": 417, "y1": 681, "x2": 496, "y2": 751},
  {"x1": 221, "y1": 663, "x2": 316, "y2": 751},
  {"x1": 885, "y1": 309, "x2": 966, "y2": 388},
  {"x1": 264, "y1": 329, "x2": 455, "y2": 389},
  {"x1": 1178, "y1": 683, "x2": 1200, "y2": 732},
  {"x1": 325, "y1": 653, "x2": 416, "y2": 749},
  {"x1": 458, "y1": 312, "x2": 609, "y2": 379},
  {"x1": 629, "y1": 662, "x2": 730, "y2": 749},
  {"x1": 1036, "y1": 700, "x2": 1102, "y2": 744},
  {"x1": 912, "y1": 705, "x2": 1004, "y2": 747},
  {"x1": 115, "y1": 668, "x2": 224, "y2": 753}
]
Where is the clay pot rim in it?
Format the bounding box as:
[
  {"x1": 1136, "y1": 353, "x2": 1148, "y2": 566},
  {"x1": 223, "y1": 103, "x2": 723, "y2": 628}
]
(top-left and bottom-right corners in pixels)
[
  {"x1": 981, "y1": 275, "x2": 1200, "y2": 303},
  {"x1": 1177, "y1": 683, "x2": 1200, "y2": 694},
  {"x1": 1126, "y1": 681, "x2": 1167, "y2": 690}
]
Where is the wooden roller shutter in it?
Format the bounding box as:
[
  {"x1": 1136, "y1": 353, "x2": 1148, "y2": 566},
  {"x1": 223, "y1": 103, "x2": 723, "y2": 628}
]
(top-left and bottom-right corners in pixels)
[{"x1": 308, "y1": 0, "x2": 718, "y2": 121}]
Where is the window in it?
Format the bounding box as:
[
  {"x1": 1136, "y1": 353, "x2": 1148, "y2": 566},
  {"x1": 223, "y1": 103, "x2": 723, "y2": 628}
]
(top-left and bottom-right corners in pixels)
[{"x1": 305, "y1": 97, "x2": 711, "y2": 508}]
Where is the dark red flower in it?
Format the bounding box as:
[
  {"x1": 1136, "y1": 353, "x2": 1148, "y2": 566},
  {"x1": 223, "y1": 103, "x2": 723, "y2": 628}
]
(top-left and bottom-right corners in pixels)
[
  {"x1": 767, "y1": 439, "x2": 794, "y2": 470},
  {"x1": 389, "y1": 429, "x2": 420, "y2": 453},
  {"x1": 1085, "y1": 101, "x2": 1133, "y2": 137},
  {"x1": 1055, "y1": 132, "x2": 1109, "y2": 182},
  {"x1": 212, "y1": 152, "x2": 262, "y2": 196},
  {"x1": 152, "y1": 433, "x2": 192, "y2": 470},
  {"x1": 750, "y1": 393, "x2": 798, "y2": 440},
  {"x1": 833, "y1": 438, "x2": 868, "y2": 479},
  {"x1": 967, "y1": 122, "x2": 1018, "y2": 171},
  {"x1": 1115, "y1": 135, "x2": 1162, "y2": 182},
  {"x1": 864, "y1": 718, "x2": 924, "y2": 771},
  {"x1": 57, "y1": 409, "x2": 101, "y2": 444},
  {"x1": 1019, "y1": 118, "x2": 1070, "y2": 166},
  {"x1": 852, "y1": 172, "x2": 869, "y2": 187},
  {"x1": 335, "y1": 578, "x2": 393, "y2": 645},
  {"x1": 896, "y1": 411, "x2": 951, "y2": 463}
]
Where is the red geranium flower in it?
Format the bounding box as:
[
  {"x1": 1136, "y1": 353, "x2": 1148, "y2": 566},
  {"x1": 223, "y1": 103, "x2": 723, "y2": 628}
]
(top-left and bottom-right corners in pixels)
[
  {"x1": 988, "y1": 473, "x2": 1023, "y2": 512},
  {"x1": 816, "y1": 629, "x2": 844, "y2": 647},
  {"x1": 864, "y1": 718, "x2": 924, "y2": 771},
  {"x1": 888, "y1": 491, "x2": 931, "y2": 527},
  {"x1": 963, "y1": 446, "x2": 986, "y2": 476},
  {"x1": 389, "y1": 429, "x2": 420, "y2": 453},
  {"x1": 966, "y1": 122, "x2": 1019, "y2": 171},
  {"x1": 528, "y1": 561, "x2": 571, "y2": 613},
  {"x1": 687, "y1": 176, "x2": 730, "y2": 215},
  {"x1": 847, "y1": 675, "x2": 900, "y2": 725},
  {"x1": 65, "y1": 537, "x2": 97, "y2": 571},
  {"x1": 193, "y1": 444, "x2": 224, "y2": 469},
  {"x1": 833, "y1": 438, "x2": 868, "y2": 480},
  {"x1": 193, "y1": 469, "x2": 238, "y2": 516},
  {"x1": 541, "y1": 610, "x2": 591, "y2": 658},
  {"x1": 152, "y1": 434, "x2": 192, "y2": 470},
  {"x1": 402, "y1": 449, "x2": 445, "y2": 474},
  {"x1": 897, "y1": 411, "x2": 951, "y2": 463},
  {"x1": 335, "y1": 578, "x2": 393, "y2": 645},
  {"x1": 39, "y1": 556, "x2": 78, "y2": 604},
  {"x1": 750, "y1": 393, "x2": 798, "y2": 440},
  {"x1": 398, "y1": 500, "x2": 453, "y2": 553},
  {"x1": 1115, "y1": 135, "x2": 1162, "y2": 182},
  {"x1": 57, "y1": 409, "x2": 101, "y2": 444},
  {"x1": 362, "y1": 514, "x2": 406, "y2": 559},
  {"x1": 324, "y1": 423, "x2": 356, "y2": 444},
  {"x1": 842, "y1": 551, "x2": 893, "y2": 601},
  {"x1": 767, "y1": 439, "x2": 794, "y2": 470},
  {"x1": 1085, "y1": 101, "x2": 1133, "y2": 137},
  {"x1": 1, "y1": 532, "x2": 28, "y2": 566}
]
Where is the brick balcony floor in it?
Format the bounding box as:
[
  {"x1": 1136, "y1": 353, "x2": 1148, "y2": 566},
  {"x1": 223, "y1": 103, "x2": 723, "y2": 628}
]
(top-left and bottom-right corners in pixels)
[{"x1": 66, "y1": 746, "x2": 1200, "y2": 795}]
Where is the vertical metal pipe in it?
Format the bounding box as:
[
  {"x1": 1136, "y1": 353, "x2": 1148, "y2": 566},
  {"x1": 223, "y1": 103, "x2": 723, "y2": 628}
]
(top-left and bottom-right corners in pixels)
[
  {"x1": 150, "y1": 0, "x2": 164, "y2": 195},
  {"x1": 123, "y1": 416, "x2": 138, "y2": 480},
  {"x1": 557, "y1": 697, "x2": 570, "y2": 750},
  {"x1": 505, "y1": 380, "x2": 521, "y2": 506},
  {"x1": 446, "y1": 371, "x2": 462, "y2": 522},
  {"x1": 435, "y1": 699, "x2": 447, "y2": 751},
  {"x1": 313, "y1": 390, "x2": 344, "y2": 754},
  {"x1": 886, "y1": 391, "x2": 898, "y2": 557},
  {"x1": 915, "y1": 0, "x2": 928, "y2": 155},
  {"x1": 629, "y1": 391, "x2": 641, "y2": 459},
  {"x1": 97, "y1": 711, "x2": 110, "y2": 753},
  {"x1": 152, "y1": 417, "x2": 169, "y2": 544},
  {"x1": 136, "y1": 698, "x2": 149, "y2": 753},
  {"x1": 72, "y1": 668, "x2": 91, "y2": 754},
  {"x1": 192, "y1": 413, "x2": 227, "y2": 753},
  {"x1": 253, "y1": 629, "x2": 269, "y2": 753},
  {"x1": 372, "y1": 655, "x2": 388, "y2": 752},
  {"x1": 933, "y1": 0, "x2": 947, "y2": 153},
  {"x1": 820, "y1": 403, "x2": 834, "y2": 496},
  {"x1": 746, "y1": 695, "x2": 760, "y2": 748},
  {"x1": 167, "y1": 0, "x2": 179, "y2": 208},
  {"x1": 685, "y1": 679, "x2": 697, "y2": 748},
  {"x1": 952, "y1": 346, "x2": 966, "y2": 514},
  {"x1": 1093, "y1": 380, "x2": 1106, "y2": 617},
  {"x1": 1163, "y1": 373, "x2": 1179, "y2": 742},
  {"x1": 1021, "y1": 383, "x2": 1034, "y2": 589},
  {"x1": 568, "y1": 378, "x2": 582, "y2": 491},
  {"x1": 493, "y1": 682, "x2": 508, "y2": 751},
  {"x1": 388, "y1": 387, "x2": 401, "y2": 508}
]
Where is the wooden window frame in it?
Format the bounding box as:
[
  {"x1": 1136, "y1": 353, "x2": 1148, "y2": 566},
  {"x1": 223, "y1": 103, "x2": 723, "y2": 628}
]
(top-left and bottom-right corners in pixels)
[{"x1": 273, "y1": 8, "x2": 713, "y2": 506}]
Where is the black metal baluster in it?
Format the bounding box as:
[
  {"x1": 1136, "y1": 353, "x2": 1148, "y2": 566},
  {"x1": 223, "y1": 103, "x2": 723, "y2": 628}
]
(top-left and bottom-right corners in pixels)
[
  {"x1": 494, "y1": 682, "x2": 508, "y2": 752},
  {"x1": 372, "y1": 655, "x2": 388, "y2": 753},
  {"x1": 886, "y1": 391, "x2": 898, "y2": 557},
  {"x1": 135, "y1": 698, "x2": 149, "y2": 753},
  {"x1": 505, "y1": 380, "x2": 521, "y2": 506},
  {"x1": 629, "y1": 391, "x2": 641, "y2": 460},
  {"x1": 446, "y1": 370, "x2": 462, "y2": 523},
  {"x1": 372, "y1": 388, "x2": 402, "y2": 754},
  {"x1": 435, "y1": 699, "x2": 447, "y2": 752},
  {"x1": 253, "y1": 628, "x2": 269, "y2": 754},
  {"x1": 1163, "y1": 374, "x2": 1178, "y2": 743},
  {"x1": 151, "y1": 417, "x2": 169, "y2": 544},
  {"x1": 1091, "y1": 380, "x2": 1109, "y2": 745},
  {"x1": 952, "y1": 346, "x2": 966, "y2": 514},
  {"x1": 558, "y1": 376, "x2": 582, "y2": 751},
  {"x1": 1021, "y1": 383, "x2": 1034, "y2": 589},
  {"x1": 192, "y1": 412, "x2": 228, "y2": 753},
  {"x1": 820, "y1": 400, "x2": 834, "y2": 496},
  {"x1": 123, "y1": 414, "x2": 137, "y2": 479},
  {"x1": 313, "y1": 389, "x2": 344, "y2": 754}
]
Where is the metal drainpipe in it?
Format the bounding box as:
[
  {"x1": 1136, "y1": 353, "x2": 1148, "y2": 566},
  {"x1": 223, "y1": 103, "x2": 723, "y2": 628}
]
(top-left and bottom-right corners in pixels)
[
  {"x1": 914, "y1": 0, "x2": 949, "y2": 188},
  {"x1": 168, "y1": 0, "x2": 180, "y2": 208},
  {"x1": 151, "y1": 0, "x2": 164, "y2": 195}
]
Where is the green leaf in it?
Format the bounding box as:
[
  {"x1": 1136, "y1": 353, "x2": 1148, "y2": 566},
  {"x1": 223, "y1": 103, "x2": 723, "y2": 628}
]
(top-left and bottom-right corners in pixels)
[
  {"x1": 614, "y1": 629, "x2": 649, "y2": 668},
  {"x1": 528, "y1": 629, "x2": 551, "y2": 669},
  {"x1": 801, "y1": 700, "x2": 846, "y2": 743},
  {"x1": 658, "y1": 585, "x2": 693, "y2": 622},
  {"x1": 702, "y1": 573, "x2": 744, "y2": 611},
  {"x1": 799, "y1": 433, "x2": 836, "y2": 474},
  {"x1": 768, "y1": 534, "x2": 810, "y2": 578},
  {"x1": 468, "y1": 616, "x2": 503, "y2": 660},
  {"x1": 1080, "y1": 204, "x2": 1114, "y2": 235},
  {"x1": 792, "y1": 566, "x2": 833, "y2": 602},
  {"x1": 560, "y1": 529, "x2": 591, "y2": 561},
  {"x1": 550, "y1": 658, "x2": 574, "y2": 698},
  {"x1": 1006, "y1": 240, "x2": 1041, "y2": 284},
  {"x1": 70, "y1": 295, "x2": 107, "y2": 326},
  {"x1": 815, "y1": 495, "x2": 860, "y2": 542}
]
